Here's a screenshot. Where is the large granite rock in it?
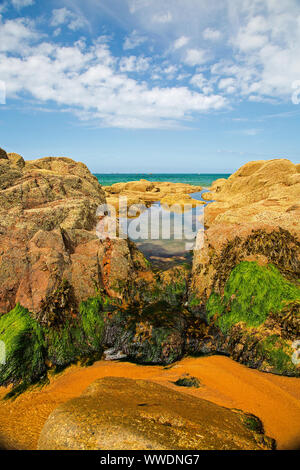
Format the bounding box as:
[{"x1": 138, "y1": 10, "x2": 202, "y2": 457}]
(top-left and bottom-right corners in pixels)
[
  {"x1": 190, "y1": 159, "x2": 300, "y2": 376},
  {"x1": 203, "y1": 159, "x2": 300, "y2": 232},
  {"x1": 0, "y1": 152, "x2": 152, "y2": 315},
  {"x1": 38, "y1": 377, "x2": 274, "y2": 450}
]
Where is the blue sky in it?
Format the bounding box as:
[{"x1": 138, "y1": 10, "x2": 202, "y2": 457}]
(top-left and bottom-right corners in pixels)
[{"x1": 0, "y1": 0, "x2": 299, "y2": 173}]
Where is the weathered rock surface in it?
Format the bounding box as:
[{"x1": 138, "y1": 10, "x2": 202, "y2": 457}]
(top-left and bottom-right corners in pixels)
[
  {"x1": 104, "y1": 179, "x2": 204, "y2": 214},
  {"x1": 38, "y1": 377, "x2": 274, "y2": 450},
  {"x1": 203, "y1": 159, "x2": 300, "y2": 232},
  {"x1": 190, "y1": 159, "x2": 300, "y2": 376},
  {"x1": 0, "y1": 152, "x2": 152, "y2": 315}
]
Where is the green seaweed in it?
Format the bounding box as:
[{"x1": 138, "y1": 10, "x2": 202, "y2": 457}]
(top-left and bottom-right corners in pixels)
[
  {"x1": 0, "y1": 304, "x2": 46, "y2": 392},
  {"x1": 0, "y1": 296, "x2": 107, "y2": 395},
  {"x1": 243, "y1": 414, "x2": 263, "y2": 434},
  {"x1": 207, "y1": 262, "x2": 300, "y2": 333},
  {"x1": 174, "y1": 375, "x2": 201, "y2": 388},
  {"x1": 258, "y1": 334, "x2": 297, "y2": 375},
  {"x1": 45, "y1": 295, "x2": 105, "y2": 367}
]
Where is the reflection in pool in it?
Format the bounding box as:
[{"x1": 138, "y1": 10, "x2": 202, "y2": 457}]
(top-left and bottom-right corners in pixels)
[{"x1": 119, "y1": 190, "x2": 211, "y2": 270}]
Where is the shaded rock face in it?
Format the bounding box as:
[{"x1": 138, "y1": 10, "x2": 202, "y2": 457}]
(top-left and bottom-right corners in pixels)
[
  {"x1": 0, "y1": 153, "x2": 153, "y2": 315},
  {"x1": 191, "y1": 159, "x2": 300, "y2": 376},
  {"x1": 0, "y1": 148, "x2": 8, "y2": 160},
  {"x1": 0, "y1": 149, "x2": 195, "y2": 394},
  {"x1": 102, "y1": 301, "x2": 199, "y2": 366},
  {"x1": 38, "y1": 377, "x2": 275, "y2": 450}
]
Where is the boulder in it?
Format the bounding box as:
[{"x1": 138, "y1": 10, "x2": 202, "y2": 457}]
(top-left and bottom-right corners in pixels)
[
  {"x1": 38, "y1": 377, "x2": 274, "y2": 450},
  {"x1": 204, "y1": 159, "x2": 300, "y2": 233},
  {"x1": 7, "y1": 153, "x2": 25, "y2": 169},
  {"x1": 190, "y1": 158, "x2": 300, "y2": 376},
  {"x1": 0, "y1": 153, "x2": 152, "y2": 315},
  {"x1": 104, "y1": 180, "x2": 203, "y2": 214}
]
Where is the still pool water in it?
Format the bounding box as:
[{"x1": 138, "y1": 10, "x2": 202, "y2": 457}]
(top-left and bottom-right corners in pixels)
[{"x1": 119, "y1": 190, "x2": 211, "y2": 270}]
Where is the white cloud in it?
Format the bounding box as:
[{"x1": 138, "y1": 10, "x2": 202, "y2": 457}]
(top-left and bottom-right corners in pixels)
[
  {"x1": 124, "y1": 0, "x2": 300, "y2": 103},
  {"x1": 51, "y1": 8, "x2": 87, "y2": 32},
  {"x1": 123, "y1": 30, "x2": 147, "y2": 50},
  {"x1": 11, "y1": 0, "x2": 34, "y2": 9},
  {"x1": 0, "y1": 16, "x2": 37, "y2": 53},
  {"x1": 184, "y1": 49, "x2": 209, "y2": 67},
  {"x1": 3, "y1": 0, "x2": 299, "y2": 129},
  {"x1": 173, "y1": 36, "x2": 189, "y2": 50},
  {"x1": 0, "y1": 16, "x2": 226, "y2": 129},
  {"x1": 218, "y1": 77, "x2": 236, "y2": 94},
  {"x1": 119, "y1": 55, "x2": 150, "y2": 73},
  {"x1": 152, "y1": 12, "x2": 172, "y2": 24},
  {"x1": 190, "y1": 73, "x2": 214, "y2": 94},
  {"x1": 128, "y1": 0, "x2": 152, "y2": 14},
  {"x1": 203, "y1": 28, "x2": 221, "y2": 41}
]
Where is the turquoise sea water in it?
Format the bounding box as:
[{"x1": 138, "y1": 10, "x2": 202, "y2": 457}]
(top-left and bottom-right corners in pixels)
[{"x1": 95, "y1": 173, "x2": 230, "y2": 188}]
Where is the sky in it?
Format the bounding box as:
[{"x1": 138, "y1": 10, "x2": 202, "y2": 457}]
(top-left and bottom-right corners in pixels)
[{"x1": 0, "y1": 0, "x2": 299, "y2": 173}]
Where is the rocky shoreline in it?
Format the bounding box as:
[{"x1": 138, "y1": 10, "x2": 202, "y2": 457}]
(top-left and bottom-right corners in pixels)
[{"x1": 0, "y1": 146, "x2": 299, "y2": 449}]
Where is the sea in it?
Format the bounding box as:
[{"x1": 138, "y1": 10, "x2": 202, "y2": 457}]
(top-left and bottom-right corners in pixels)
[{"x1": 94, "y1": 173, "x2": 230, "y2": 188}]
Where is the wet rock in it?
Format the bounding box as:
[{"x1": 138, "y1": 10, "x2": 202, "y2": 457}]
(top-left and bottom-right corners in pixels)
[{"x1": 38, "y1": 377, "x2": 275, "y2": 450}]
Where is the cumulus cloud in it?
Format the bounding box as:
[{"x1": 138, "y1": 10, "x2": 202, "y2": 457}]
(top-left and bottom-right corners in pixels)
[
  {"x1": 2, "y1": 0, "x2": 299, "y2": 129},
  {"x1": 0, "y1": 16, "x2": 226, "y2": 129},
  {"x1": 124, "y1": 0, "x2": 300, "y2": 103},
  {"x1": 119, "y1": 55, "x2": 150, "y2": 72},
  {"x1": 11, "y1": 0, "x2": 34, "y2": 9},
  {"x1": 51, "y1": 8, "x2": 87, "y2": 32},
  {"x1": 123, "y1": 30, "x2": 147, "y2": 50},
  {"x1": 173, "y1": 36, "x2": 190, "y2": 50},
  {"x1": 184, "y1": 49, "x2": 209, "y2": 67},
  {"x1": 190, "y1": 73, "x2": 214, "y2": 94},
  {"x1": 0, "y1": 16, "x2": 37, "y2": 53},
  {"x1": 203, "y1": 28, "x2": 221, "y2": 41},
  {"x1": 152, "y1": 12, "x2": 172, "y2": 24}
]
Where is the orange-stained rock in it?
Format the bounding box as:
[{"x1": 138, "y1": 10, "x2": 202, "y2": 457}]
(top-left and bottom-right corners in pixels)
[
  {"x1": 38, "y1": 377, "x2": 274, "y2": 450},
  {"x1": 191, "y1": 158, "x2": 300, "y2": 305},
  {"x1": 0, "y1": 151, "x2": 152, "y2": 315}
]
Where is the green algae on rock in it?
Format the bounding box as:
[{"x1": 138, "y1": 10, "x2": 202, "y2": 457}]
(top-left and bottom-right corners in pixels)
[
  {"x1": 204, "y1": 261, "x2": 300, "y2": 376},
  {"x1": 0, "y1": 295, "x2": 111, "y2": 395},
  {"x1": 174, "y1": 375, "x2": 201, "y2": 388},
  {"x1": 0, "y1": 304, "x2": 46, "y2": 395},
  {"x1": 206, "y1": 261, "x2": 300, "y2": 333}
]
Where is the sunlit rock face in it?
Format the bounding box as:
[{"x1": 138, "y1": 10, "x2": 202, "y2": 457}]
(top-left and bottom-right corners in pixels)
[
  {"x1": 0, "y1": 151, "x2": 154, "y2": 315},
  {"x1": 38, "y1": 376, "x2": 275, "y2": 451},
  {"x1": 190, "y1": 159, "x2": 300, "y2": 376}
]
